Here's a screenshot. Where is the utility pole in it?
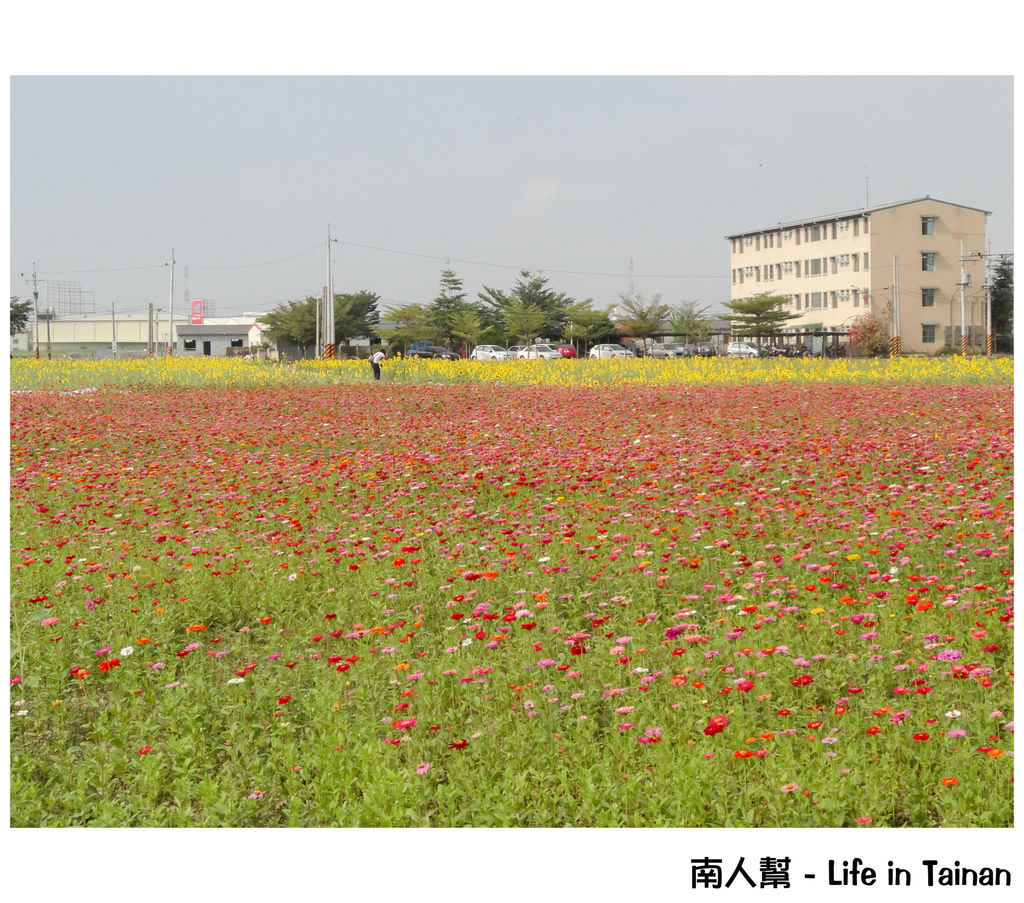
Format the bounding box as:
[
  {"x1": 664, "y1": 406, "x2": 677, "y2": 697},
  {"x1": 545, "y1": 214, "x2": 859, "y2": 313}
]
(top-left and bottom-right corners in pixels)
[
  {"x1": 111, "y1": 303, "x2": 117, "y2": 358},
  {"x1": 889, "y1": 256, "x2": 901, "y2": 356},
  {"x1": 324, "y1": 224, "x2": 336, "y2": 358},
  {"x1": 45, "y1": 305, "x2": 52, "y2": 359},
  {"x1": 148, "y1": 302, "x2": 154, "y2": 354},
  {"x1": 958, "y1": 241, "x2": 968, "y2": 355},
  {"x1": 31, "y1": 261, "x2": 40, "y2": 359},
  {"x1": 167, "y1": 247, "x2": 175, "y2": 355}
]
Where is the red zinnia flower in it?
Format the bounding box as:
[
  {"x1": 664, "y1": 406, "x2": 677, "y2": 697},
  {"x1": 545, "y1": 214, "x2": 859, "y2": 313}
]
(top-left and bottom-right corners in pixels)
[{"x1": 912, "y1": 732, "x2": 929, "y2": 741}]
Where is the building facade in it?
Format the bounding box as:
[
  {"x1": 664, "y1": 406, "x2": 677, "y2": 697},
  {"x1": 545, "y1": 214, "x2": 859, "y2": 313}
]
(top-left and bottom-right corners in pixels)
[
  {"x1": 727, "y1": 197, "x2": 989, "y2": 354},
  {"x1": 14, "y1": 312, "x2": 272, "y2": 358}
]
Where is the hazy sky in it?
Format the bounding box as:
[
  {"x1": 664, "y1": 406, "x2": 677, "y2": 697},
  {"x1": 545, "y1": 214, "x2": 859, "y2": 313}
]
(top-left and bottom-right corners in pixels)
[{"x1": 10, "y1": 75, "x2": 1012, "y2": 320}]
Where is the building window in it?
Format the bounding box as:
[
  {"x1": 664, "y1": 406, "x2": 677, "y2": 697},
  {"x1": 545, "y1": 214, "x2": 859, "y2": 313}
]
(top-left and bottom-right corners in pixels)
[
  {"x1": 921, "y1": 251, "x2": 937, "y2": 271},
  {"x1": 863, "y1": 252, "x2": 869, "y2": 271},
  {"x1": 831, "y1": 222, "x2": 838, "y2": 239},
  {"x1": 794, "y1": 294, "x2": 801, "y2": 310},
  {"x1": 852, "y1": 254, "x2": 860, "y2": 272},
  {"x1": 921, "y1": 287, "x2": 936, "y2": 307},
  {"x1": 831, "y1": 292, "x2": 838, "y2": 309},
  {"x1": 183, "y1": 338, "x2": 196, "y2": 351},
  {"x1": 809, "y1": 225, "x2": 822, "y2": 241},
  {"x1": 921, "y1": 324, "x2": 937, "y2": 344},
  {"x1": 809, "y1": 259, "x2": 822, "y2": 276},
  {"x1": 853, "y1": 218, "x2": 860, "y2": 237},
  {"x1": 921, "y1": 216, "x2": 936, "y2": 235},
  {"x1": 830, "y1": 257, "x2": 838, "y2": 274},
  {"x1": 755, "y1": 235, "x2": 761, "y2": 251},
  {"x1": 809, "y1": 292, "x2": 822, "y2": 309},
  {"x1": 230, "y1": 339, "x2": 244, "y2": 347}
]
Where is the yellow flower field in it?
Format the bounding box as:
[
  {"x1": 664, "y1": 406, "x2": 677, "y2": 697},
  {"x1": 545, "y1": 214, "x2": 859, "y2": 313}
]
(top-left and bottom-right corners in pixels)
[{"x1": 9, "y1": 354, "x2": 1014, "y2": 391}]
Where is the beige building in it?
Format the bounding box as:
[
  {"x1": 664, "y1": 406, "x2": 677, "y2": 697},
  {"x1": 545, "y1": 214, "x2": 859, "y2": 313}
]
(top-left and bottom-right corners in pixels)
[{"x1": 727, "y1": 197, "x2": 989, "y2": 354}]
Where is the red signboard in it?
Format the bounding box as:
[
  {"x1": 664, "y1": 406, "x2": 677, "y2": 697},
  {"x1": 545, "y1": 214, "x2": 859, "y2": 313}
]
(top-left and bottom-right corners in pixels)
[{"x1": 190, "y1": 299, "x2": 204, "y2": 325}]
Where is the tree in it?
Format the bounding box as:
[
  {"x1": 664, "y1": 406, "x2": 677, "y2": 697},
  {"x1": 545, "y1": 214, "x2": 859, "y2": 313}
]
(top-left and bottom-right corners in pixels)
[
  {"x1": 503, "y1": 299, "x2": 547, "y2": 345},
  {"x1": 668, "y1": 300, "x2": 713, "y2": 343},
  {"x1": 990, "y1": 255, "x2": 1013, "y2": 352},
  {"x1": 429, "y1": 269, "x2": 472, "y2": 346},
  {"x1": 848, "y1": 310, "x2": 889, "y2": 357},
  {"x1": 564, "y1": 300, "x2": 616, "y2": 349},
  {"x1": 614, "y1": 292, "x2": 671, "y2": 353},
  {"x1": 479, "y1": 271, "x2": 574, "y2": 340},
  {"x1": 10, "y1": 296, "x2": 32, "y2": 335},
  {"x1": 261, "y1": 297, "x2": 318, "y2": 357},
  {"x1": 333, "y1": 290, "x2": 381, "y2": 344},
  {"x1": 378, "y1": 303, "x2": 440, "y2": 354},
  {"x1": 723, "y1": 293, "x2": 799, "y2": 342},
  {"x1": 261, "y1": 290, "x2": 381, "y2": 358},
  {"x1": 448, "y1": 307, "x2": 484, "y2": 355}
]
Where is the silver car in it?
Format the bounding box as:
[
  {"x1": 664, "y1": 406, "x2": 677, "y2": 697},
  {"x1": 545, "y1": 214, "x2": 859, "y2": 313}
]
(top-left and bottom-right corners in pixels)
[
  {"x1": 588, "y1": 343, "x2": 631, "y2": 359},
  {"x1": 519, "y1": 343, "x2": 561, "y2": 360},
  {"x1": 650, "y1": 342, "x2": 686, "y2": 359},
  {"x1": 469, "y1": 344, "x2": 508, "y2": 361},
  {"x1": 726, "y1": 341, "x2": 760, "y2": 358}
]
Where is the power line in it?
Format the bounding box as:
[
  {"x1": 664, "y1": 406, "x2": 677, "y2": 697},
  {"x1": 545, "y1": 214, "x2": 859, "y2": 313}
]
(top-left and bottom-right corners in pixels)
[
  {"x1": 188, "y1": 244, "x2": 324, "y2": 271},
  {"x1": 335, "y1": 239, "x2": 726, "y2": 280}
]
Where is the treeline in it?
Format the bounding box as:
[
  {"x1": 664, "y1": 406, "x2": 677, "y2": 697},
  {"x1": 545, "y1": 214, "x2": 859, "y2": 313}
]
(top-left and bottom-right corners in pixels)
[{"x1": 260, "y1": 268, "x2": 719, "y2": 356}]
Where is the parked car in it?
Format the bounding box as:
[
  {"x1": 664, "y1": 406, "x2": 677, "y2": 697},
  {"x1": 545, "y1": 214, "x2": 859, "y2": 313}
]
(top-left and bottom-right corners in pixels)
[
  {"x1": 469, "y1": 344, "x2": 508, "y2": 361},
  {"x1": 519, "y1": 343, "x2": 562, "y2": 359},
  {"x1": 694, "y1": 342, "x2": 716, "y2": 357},
  {"x1": 726, "y1": 341, "x2": 760, "y2": 358},
  {"x1": 408, "y1": 344, "x2": 460, "y2": 360},
  {"x1": 506, "y1": 345, "x2": 526, "y2": 359},
  {"x1": 556, "y1": 344, "x2": 578, "y2": 359},
  {"x1": 588, "y1": 343, "x2": 631, "y2": 359},
  {"x1": 649, "y1": 342, "x2": 687, "y2": 359}
]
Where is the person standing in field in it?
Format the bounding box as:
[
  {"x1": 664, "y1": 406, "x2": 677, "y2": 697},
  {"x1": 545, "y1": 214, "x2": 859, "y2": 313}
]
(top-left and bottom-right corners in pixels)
[{"x1": 370, "y1": 348, "x2": 386, "y2": 381}]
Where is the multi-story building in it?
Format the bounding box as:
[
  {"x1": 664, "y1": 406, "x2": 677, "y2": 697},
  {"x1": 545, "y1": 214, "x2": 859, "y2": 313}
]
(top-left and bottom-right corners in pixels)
[{"x1": 727, "y1": 196, "x2": 989, "y2": 354}]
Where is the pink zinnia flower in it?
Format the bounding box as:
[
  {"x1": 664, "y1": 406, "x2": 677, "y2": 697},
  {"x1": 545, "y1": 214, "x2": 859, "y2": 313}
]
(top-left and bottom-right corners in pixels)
[
  {"x1": 416, "y1": 762, "x2": 431, "y2": 775},
  {"x1": 780, "y1": 783, "x2": 799, "y2": 793}
]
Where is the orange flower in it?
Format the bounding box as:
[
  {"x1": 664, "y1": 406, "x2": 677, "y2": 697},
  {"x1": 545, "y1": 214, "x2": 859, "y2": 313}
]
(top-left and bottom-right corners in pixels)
[
  {"x1": 987, "y1": 749, "x2": 1004, "y2": 758},
  {"x1": 259, "y1": 616, "x2": 273, "y2": 625},
  {"x1": 187, "y1": 624, "x2": 207, "y2": 632},
  {"x1": 941, "y1": 777, "x2": 959, "y2": 786},
  {"x1": 395, "y1": 662, "x2": 410, "y2": 671}
]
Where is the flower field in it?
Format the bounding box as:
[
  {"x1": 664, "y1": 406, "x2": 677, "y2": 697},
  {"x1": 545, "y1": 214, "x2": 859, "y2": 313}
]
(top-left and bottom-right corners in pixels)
[{"x1": 9, "y1": 359, "x2": 1014, "y2": 827}]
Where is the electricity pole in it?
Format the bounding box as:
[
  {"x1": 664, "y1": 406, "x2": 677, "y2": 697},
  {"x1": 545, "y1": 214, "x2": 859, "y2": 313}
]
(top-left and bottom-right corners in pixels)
[
  {"x1": 167, "y1": 247, "x2": 175, "y2": 355},
  {"x1": 31, "y1": 261, "x2": 40, "y2": 358},
  {"x1": 148, "y1": 302, "x2": 154, "y2": 354},
  {"x1": 323, "y1": 224, "x2": 336, "y2": 358},
  {"x1": 111, "y1": 303, "x2": 117, "y2": 358}
]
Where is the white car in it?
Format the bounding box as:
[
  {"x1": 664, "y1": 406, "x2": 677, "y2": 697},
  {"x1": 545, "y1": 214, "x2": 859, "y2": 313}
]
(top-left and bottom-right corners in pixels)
[
  {"x1": 506, "y1": 345, "x2": 526, "y2": 359},
  {"x1": 519, "y1": 343, "x2": 561, "y2": 359},
  {"x1": 588, "y1": 343, "x2": 631, "y2": 359},
  {"x1": 726, "y1": 341, "x2": 760, "y2": 358},
  {"x1": 469, "y1": 344, "x2": 508, "y2": 361}
]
